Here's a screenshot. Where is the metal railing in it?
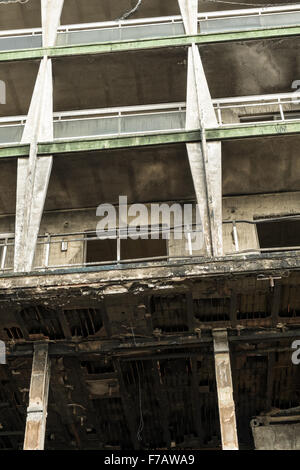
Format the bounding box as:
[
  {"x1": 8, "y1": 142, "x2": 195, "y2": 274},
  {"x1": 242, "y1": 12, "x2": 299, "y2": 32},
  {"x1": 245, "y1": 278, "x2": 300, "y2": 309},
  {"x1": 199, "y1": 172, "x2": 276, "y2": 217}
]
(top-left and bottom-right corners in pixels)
[
  {"x1": 223, "y1": 215, "x2": 300, "y2": 255},
  {"x1": 52, "y1": 102, "x2": 186, "y2": 141},
  {"x1": 1, "y1": 216, "x2": 300, "y2": 273},
  {"x1": 213, "y1": 92, "x2": 300, "y2": 126},
  {"x1": 0, "y1": 3, "x2": 300, "y2": 51},
  {"x1": 0, "y1": 224, "x2": 204, "y2": 272},
  {"x1": 1, "y1": 92, "x2": 300, "y2": 145},
  {"x1": 198, "y1": 4, "x2": 300, "y2": 34},
  {"x1": 0, "y1": 103, "x2": 187, "y2": 144},
  {"x1": 56, "y1": 16, "x2": 185, "y2": 46}
]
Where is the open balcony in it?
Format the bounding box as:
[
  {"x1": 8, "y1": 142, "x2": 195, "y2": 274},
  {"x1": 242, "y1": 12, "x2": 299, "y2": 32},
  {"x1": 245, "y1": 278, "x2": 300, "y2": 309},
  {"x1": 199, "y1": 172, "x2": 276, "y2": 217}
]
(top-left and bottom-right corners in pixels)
[
  {"x1": 0, "y1": 3, "x2": 300, "y2": 53},
  {"x1": 2, "y1": 90, "x2": 300, "y2": 146}
]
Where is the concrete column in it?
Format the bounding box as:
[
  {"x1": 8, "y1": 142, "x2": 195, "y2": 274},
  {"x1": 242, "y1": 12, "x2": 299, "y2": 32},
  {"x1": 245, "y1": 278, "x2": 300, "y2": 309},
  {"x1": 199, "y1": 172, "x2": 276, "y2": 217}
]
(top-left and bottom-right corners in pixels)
[
  {"x1": 213, "y1": 329, "x2": 239, "y2": 450},
  {"x1": 24, "y1": 343, "x2": 51, "y2": 451},
  {"x1": 179, "y1": 0, "x2": 223, "y2": 257},
  {"x1": 177, "y1": 0, "x2": 198, "y2": 35},
  {"x1": 14, "y1": 1, "x2": 64, "y2": 272},
  {"x1": 41, "y1": 0, "x2": 64, "y2": 48}
]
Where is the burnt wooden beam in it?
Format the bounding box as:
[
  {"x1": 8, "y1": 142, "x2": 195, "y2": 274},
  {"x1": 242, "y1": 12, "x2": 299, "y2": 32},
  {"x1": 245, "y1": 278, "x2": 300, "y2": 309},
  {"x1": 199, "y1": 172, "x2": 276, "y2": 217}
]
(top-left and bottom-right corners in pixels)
[
  {"x1": 152, "y1": 359, "x2": 171, "y2": 447},
  {"x1": 114, "y1": 359, "x2": 140, "y2": 450},
  {"x1": 102, "y1": 300, "x2": 112, "y2": 338},
  {"x1": 5, "y1": 327, "x2": 300, "y2": 358},
  {"x1": 63, "y1": 357, "x2": 107, "y2": 448},
  {"x1": 23, "y1": 343, "x2": 50, "y2": 450},
  {"x1": 14, "y1": 310, "x2": 30, "y2": 341},
  {"x1": 57, "y1": 309, "x2": 72, "y2": 340},
  {"x1": 271, "y1": 284, "x2": 282, "y2": 327},
  {"x1": 50, "y1": 358, "x2": 85, "y2": 449},
  {"x1": 190, "y1": 357, "x2": 204, "y2": 444},
  {"x1": 186, "y1": 293, "x2": 196, "y2": 331},
  {"x1": 266, "y1": 351, "x2": 276, "y2": 411},
  {"x1": 229, "y1": 292, "x2": 238, "y2": 327}
]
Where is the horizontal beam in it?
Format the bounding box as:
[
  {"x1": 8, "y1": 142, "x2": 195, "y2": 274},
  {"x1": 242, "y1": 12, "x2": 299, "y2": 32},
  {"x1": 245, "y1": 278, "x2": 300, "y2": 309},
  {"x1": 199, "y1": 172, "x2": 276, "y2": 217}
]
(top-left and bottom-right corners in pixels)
[
  {"x1": 37, "y1": 130, "x2": 201, "y2": 155},
  {"x1": 6, "y1": 328, "x2": 300, "y2": 358},
  {"x1": 206, "y1": 121, "x2": 300, "y2": 141},
  {"x1": 35, "y1": 121, "x2": 300, "y2": 154},
  {"x1": 0, "y1": 251, "x2": 300, "y2": 289},
  {"x1": 0, "y1": 26, "x2": 299, "y2": 63},
  {"x1": 1, "y1": 120, "x2": 300, "y2": 160}
]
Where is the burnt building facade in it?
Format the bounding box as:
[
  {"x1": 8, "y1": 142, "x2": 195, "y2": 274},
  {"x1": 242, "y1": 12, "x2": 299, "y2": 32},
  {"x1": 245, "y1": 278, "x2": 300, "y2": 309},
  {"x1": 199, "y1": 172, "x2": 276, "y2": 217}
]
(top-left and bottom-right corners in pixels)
[{"x1": 0, "y1": 0, "x2": 299, "y2": 450}]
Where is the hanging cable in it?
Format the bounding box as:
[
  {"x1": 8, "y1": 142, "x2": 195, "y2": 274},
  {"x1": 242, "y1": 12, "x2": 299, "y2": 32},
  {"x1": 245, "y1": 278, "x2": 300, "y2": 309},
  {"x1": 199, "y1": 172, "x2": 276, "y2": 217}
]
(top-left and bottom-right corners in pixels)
[
  {"x1": 203, "y1": 0, "x2": 297, "y2": 7},
  {"x1": 0, "y1": 0, "x2": 29, "y2": 4},
  {"x1": 116, "y1": 0, "x2": 143, "y2": 21},
  {"x1": 136, "y1": 362, "x2": 144, "y2": 442}
]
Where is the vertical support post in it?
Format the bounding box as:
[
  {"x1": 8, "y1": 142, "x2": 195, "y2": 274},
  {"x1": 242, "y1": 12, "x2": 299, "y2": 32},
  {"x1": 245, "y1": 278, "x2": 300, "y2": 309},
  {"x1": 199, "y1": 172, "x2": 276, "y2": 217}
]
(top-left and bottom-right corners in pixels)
[
  {"x1": 213, "y1": 329, "x2": 239, "y2": 450},
  {"x1": 14, "y1": 0, "x2": 64, "y2": 273},
  {"x1": 178, "y1": 0, "x2": 223, "y2": 258},
  {"x1": 24, "y1": 343, "x2": 51, "y2": 451}
]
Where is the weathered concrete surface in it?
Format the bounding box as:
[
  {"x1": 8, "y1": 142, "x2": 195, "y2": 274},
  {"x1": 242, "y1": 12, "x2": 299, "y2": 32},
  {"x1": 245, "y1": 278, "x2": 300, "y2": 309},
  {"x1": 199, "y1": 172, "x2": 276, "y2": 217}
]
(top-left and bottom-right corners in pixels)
[
  {"x1": 182, "y1": 0, "x2": 222, "y2": 258},
  {"x1": 42, "y1": 0, "x2": 64, "y2": 48},
  {"x1": 213, "y1": 329, "x2": 238, "y2": 450},
  {"x1": 23, "y1": 343, "x2": 50, "y2": 451},
  {"x1": 15, "y1": 58, "x2": 54, "y2": 273},
  {"x1": 0, "y1": 252, "x2": 299, "y2": 298},
  {"x1": 14, "y1": 2, "x2": 64, "y2": 273},
  {"x1": 252, "y1": 423, "x2": 300, "y2": 450}
]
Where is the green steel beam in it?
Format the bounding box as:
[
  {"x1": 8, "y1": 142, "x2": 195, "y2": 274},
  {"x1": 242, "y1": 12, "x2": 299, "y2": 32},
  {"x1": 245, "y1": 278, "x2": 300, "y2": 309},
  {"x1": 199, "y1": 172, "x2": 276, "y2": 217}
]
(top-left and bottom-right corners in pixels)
[
  {"x1": 0, "y1": 144, "x2": 29, "y2": 159},
  {"x1": 1, "y1": 120, "x2": 300, "y2": 159},
  {"x1": 206, "y1": 120, "x2": 300, "y2": 140},
  {"x1": 37, "y1": 121, "x2": 300, "y2": 156},
  {"x1": 0, "y1": 25, "x2": 299, "y2": 63},
  {"x1": 37, "y1": 130, "x2": 201, "y2": 155}
]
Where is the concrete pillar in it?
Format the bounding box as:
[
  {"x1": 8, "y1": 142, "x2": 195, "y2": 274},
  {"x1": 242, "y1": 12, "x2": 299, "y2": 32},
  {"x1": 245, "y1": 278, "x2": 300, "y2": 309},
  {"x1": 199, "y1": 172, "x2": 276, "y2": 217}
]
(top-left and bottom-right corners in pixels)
[
  {"x1": 24, "y1": 343, "x2": 50, "y2": 450},
  {"x1": 41, "y1": 0, "x2": 64, "y2": 48},
  {"x1": 179, "y1": 0, "x2": 223, "y2": 257},
  {"x1": 213, "y1": 329, "x2": 239, "y2": 450},
  {"x1": 14, "y1": 1, "x2": 64, "y2": 272},
  {"x1": 178, "y1": 0, "x2": 198, "y2": 35}
]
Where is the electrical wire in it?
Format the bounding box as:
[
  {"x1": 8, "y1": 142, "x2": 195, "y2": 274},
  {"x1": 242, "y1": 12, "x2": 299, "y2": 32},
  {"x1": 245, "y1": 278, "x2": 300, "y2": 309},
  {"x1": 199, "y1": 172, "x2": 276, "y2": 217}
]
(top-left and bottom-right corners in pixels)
[
  {"x1": 136, "y1": 363, "x2": 144, "y2": 442},
  {"x1": 116, "y1": 0, "x2": 143, "y2": 21},
  {"x1": 203, "y1": 0, "x2": 298, "y2": 6},
  {"x1": 0, "y1": 0, "x2": 29, "y2": 4}
]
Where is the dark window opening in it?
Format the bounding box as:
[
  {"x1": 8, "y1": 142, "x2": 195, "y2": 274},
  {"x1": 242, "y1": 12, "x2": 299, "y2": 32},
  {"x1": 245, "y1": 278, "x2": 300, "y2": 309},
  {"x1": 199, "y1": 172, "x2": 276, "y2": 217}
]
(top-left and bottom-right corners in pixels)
[
  {"x1": 236, "y1": 292, "x2": 270, "y2": 320},
  {"x1": 279, "y1": 286, "x2": 300, "y2": 318},
  {"x1": 85, "y1": 231, "x2": 168, "y2": 264},
  {"x1": 81, "y1": 360, "x2": 114, "y2": 374},
  {"x1": 257, "y1": 220, "x2": 300, "y2": 250},
  {"x1": 193, "y1": 298, "x2": 230, "y2": 322},
  {"x1": 20, "y1": 306, "x2": 64, "y2": 340},
  {"x1": 86, "y1": 236, "x2": 117, "y2": 263},
  {"x1": 150, "y1": 294, "x2": 189, "y2": 332},
  {"x1": 240, "y1": 111, "x2": 300, "y2": 123},
  {"x1": 4, "y1": 327, "x2": 23, "y2": 340},
  {"x1": 64, "y1": 308, "x2": 103, "y2": 338}
]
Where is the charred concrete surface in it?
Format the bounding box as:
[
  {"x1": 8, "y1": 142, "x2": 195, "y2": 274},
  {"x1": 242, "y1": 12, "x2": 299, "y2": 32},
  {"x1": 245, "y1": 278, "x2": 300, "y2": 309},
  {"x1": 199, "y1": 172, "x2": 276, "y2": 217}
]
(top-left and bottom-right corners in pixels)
[
  {"x1": 0, "y1": 263, "x2": 299, "y2": 449},
  {"x1": 0, "y1": 0, "x2": 300, "y2": 451}
]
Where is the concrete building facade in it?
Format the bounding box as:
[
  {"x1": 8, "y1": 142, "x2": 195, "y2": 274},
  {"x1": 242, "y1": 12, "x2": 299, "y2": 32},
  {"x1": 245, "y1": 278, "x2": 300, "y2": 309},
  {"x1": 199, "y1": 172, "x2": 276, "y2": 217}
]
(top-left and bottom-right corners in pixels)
[{"x1": 0, "y1": 0, "x2": 299, "y2": 450}]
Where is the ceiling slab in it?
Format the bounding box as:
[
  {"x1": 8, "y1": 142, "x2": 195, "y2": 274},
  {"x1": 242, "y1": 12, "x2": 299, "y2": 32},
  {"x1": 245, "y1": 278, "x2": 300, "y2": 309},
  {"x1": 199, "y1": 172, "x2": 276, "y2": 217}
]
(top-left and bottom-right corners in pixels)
[
  {"x1": 0, "y1": 0, "x2": 41, "y2": 31},
  {"x1": 61, "y1": 0, "x2": 180, "y2": 25},
  {"x1": 200, "y1": 36, "x2": 300, "y2": 98},
  {"x1": 222, "y1": 134, "x2": 300, "y2": 196},
  {"x1": 0, "y1": 59, "x2": 39, "y2": 117},
  {"x1": 0, "y1": 158, "x2": 16, "y2": 215},
  {"x1": 45, "y1": 144, "x2": 194, "y2": 211},
  {"x1": 53, "y1": 47, "x2": 187, "y2": 111}
]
